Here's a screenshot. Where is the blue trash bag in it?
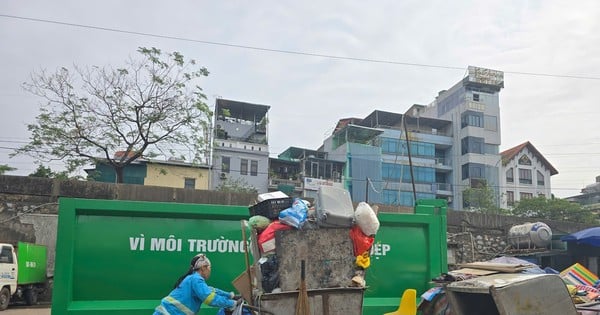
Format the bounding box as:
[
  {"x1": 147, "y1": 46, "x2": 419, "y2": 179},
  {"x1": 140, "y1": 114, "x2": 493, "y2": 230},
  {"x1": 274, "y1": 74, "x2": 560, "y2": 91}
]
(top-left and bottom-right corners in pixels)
[{"x1": 278, "y1": 198, "x2": 308, "y2": 229}]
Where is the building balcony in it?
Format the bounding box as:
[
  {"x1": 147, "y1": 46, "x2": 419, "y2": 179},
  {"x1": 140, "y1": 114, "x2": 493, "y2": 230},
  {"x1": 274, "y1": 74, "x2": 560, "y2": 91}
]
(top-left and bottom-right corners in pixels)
[{"x1": 268, "y1": 178, "x2": 303, "y2": 192}]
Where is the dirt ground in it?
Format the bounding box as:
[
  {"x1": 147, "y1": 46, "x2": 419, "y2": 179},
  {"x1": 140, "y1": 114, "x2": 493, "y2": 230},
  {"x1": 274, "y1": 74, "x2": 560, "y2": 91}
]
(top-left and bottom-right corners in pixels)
[{"x1": 3, "y1": 304, "x2": 51, "y2": 315}]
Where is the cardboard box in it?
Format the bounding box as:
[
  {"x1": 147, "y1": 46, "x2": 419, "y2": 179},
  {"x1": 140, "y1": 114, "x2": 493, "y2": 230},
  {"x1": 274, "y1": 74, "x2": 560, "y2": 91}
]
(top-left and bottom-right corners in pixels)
[{"x1": 232, "y1": 267, "x2": 256, "y2": 303}]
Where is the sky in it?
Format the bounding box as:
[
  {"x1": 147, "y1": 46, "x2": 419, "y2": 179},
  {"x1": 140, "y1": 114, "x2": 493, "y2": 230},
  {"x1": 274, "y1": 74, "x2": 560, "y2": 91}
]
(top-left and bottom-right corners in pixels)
[{"x1": 1, "y1": 0, "x2": 599, "y2": 198}]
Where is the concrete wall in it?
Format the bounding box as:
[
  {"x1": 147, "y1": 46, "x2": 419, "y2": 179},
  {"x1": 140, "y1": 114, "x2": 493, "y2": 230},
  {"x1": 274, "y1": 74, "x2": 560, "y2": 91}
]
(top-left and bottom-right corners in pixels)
[{"x1": 1, "y1": 174, "x2": 592, "y2": 300}]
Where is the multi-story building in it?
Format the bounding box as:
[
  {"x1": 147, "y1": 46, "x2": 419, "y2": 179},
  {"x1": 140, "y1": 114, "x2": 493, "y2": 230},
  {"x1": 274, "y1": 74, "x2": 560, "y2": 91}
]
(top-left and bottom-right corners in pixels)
[
  {"x1": 420, "y1": 66, "x2": 504, "y2": 209},
  {"x1": 499, "y1": 141, "x2": 558, "y2": 208},
  {"x1": 268, "y1": 147, "x2": 345, "y2": 199},
  {"x1": 210, "y1": 99, "x2": 270, "y2": 193},
  {"x1": 566, "y1": 175, "x2": 600, "y2": 212},
  {"x1": 319, "y1": 109, "x2": 454, "y2": 206}
]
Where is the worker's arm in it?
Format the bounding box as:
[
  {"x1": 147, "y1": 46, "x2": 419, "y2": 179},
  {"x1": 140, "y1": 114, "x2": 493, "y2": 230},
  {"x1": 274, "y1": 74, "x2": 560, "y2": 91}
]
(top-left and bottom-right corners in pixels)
[{"x1": 192, "y1": 278, "x2": 235, "y2": 309}]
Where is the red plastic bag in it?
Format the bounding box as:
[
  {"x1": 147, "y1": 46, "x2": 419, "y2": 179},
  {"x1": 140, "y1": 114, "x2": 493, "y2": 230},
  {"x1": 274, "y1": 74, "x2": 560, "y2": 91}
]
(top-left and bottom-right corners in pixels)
[
  {"x1": 257, "y1": 220, "x2": 293, "y2": 253},
  {"x1": 350, "y1": 225, "x2": 374, "y2": 256}
]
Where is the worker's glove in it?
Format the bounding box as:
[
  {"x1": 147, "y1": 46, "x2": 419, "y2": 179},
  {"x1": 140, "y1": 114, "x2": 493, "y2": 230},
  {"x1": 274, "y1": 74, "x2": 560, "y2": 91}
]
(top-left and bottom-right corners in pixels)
[
  {"x1": 227, "y1": 298, "x2": 243, "y2": 311},
  {"x1": 229, "y1": 292, "x2": 235, "y2": 299}
]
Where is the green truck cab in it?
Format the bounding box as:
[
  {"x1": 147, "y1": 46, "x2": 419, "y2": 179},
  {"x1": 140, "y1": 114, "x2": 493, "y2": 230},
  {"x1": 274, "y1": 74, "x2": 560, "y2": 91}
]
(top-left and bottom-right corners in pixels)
[{"x1": 0, "y1": 242, "x2": 48, "y2": 311}]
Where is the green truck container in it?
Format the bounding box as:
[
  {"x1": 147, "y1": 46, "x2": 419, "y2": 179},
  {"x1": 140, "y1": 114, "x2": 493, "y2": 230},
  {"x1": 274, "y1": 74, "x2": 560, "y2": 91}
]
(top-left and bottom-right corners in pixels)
[
  {"x1": 16, "y1": 242, "x2": 47, "y2": 285},
  {"x1": 0, "y1": 241, "x2": 48, "y2": 310},
  {"x1": 52, "y1": 198, "x2": 447, "y2": 315}
]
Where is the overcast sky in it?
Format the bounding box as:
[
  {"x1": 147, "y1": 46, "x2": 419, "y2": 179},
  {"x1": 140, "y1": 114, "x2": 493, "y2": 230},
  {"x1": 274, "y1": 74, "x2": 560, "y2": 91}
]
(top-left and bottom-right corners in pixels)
[{"x1": 1, "y1": 1, "x2": 599, "y2": 198}]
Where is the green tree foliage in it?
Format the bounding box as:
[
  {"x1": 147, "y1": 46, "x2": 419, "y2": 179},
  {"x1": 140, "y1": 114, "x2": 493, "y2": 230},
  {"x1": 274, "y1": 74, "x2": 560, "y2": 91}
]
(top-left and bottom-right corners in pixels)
[
  {"x1": 216, "y1": 177, "x2": 258, "y2": 195},
  {"x1": 0, "y1": 164, "x2": 16, "y2": 175},
  {"x1": 462, "y1": 183, "x2": 508, "y2": 214},
  {"x1": 28, "y1": 164, "x2": 70, "y2": 180},
  {"x1": 512, "y1": 196, "x2": 595, "y2": 223},
  {"x1": 13, "y1": 47, "x2": 212, "y2": 183}
]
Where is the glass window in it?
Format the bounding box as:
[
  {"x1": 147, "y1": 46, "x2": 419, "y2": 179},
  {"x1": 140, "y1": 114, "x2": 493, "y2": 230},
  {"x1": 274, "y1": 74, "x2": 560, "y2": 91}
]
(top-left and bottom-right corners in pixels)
[
  {"x1": 506, "y1": 191, "x2": 514, "y2": 206},
  {"x1": 537, "y1": 171, "x2": 545, "y2": 186},
  {"x1": 0, "y1": 246, "x2": 13, "y2": 264},
  {"x1": 240, "y1": 159, "x2": 248, "y2": 175},
  {"x1": 381, "y1": 138, "x2": 399, "y2": 154},
  {"x1": 382, "y1": 163, "x2": 434, "y2": 183},
  {"x1": 221, "y1": 156, "x2": 230, "y2": 173},
  {"x1": 520, "y1": 192, "x2": 533, "y2": 199},
  {"x1": 462, "y1": 163, "x2": 485, "y2": 180},
  {"x1": 461, "y1": 136, "x2": 484, "y2": 155},
  {"x1": 184, "y1": 178, "x2": 195, "y2": 189},
  {"x1": 519, "y1": 169, "x2": 532, "y2": 184},
  {"x1": 484, "y1": 115, "x2": 498, "y2": 131},
  {"x1": 251, "y1": 160, "x2": 258, "y2": 176},
  {"x1": 473, "y1": 93, "x2": 480, "y2": 102},
  {"x1": 461, "y1": 111, "x2": 483, "y2": 128},
  {"x1": 518, "y1": 155, "x2": 532, "y2": 165},
  {"x1": 506, "y1": 168, "x2": 514, "y2": 183}
]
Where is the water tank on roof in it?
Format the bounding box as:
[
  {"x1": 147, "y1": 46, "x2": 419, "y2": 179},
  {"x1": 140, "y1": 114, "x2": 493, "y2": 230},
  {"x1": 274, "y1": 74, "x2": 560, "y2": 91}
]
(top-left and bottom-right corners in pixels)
[{"x1": 508, "y1": 222, "x2": 552, "y2": 249}]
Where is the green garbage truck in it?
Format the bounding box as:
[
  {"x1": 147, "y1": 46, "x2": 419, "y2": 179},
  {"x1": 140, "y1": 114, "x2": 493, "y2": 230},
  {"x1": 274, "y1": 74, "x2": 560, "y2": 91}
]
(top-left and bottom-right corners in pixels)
[{"x1": 0, "y1": 241, "x2": 48, "y2": 310}]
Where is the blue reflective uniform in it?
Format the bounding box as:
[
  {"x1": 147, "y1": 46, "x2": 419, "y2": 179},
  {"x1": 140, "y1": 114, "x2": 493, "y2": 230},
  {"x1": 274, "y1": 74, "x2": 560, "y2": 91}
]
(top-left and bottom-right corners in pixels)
[{"x1": 154, "y1": 272, "x2": 235, "y2": 315}]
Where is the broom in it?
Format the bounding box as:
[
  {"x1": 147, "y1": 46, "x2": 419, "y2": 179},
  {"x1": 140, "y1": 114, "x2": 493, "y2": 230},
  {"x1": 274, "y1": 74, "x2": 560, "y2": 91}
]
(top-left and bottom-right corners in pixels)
[{"x1": 295, "y1": 260, "x2": 310, "y2": 315}]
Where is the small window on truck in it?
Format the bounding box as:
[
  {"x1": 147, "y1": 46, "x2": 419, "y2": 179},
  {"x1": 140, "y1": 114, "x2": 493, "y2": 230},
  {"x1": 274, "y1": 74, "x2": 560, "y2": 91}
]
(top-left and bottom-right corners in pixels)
[{"x1": 0, "y1": 246, "x2": 13, "y2": 263}]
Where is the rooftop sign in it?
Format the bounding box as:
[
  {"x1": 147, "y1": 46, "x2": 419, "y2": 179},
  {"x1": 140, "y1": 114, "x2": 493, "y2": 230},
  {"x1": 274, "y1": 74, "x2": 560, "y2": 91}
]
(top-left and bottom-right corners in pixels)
[{"x1": 468, "y1": 66, "x2": 504, "y2": 86}]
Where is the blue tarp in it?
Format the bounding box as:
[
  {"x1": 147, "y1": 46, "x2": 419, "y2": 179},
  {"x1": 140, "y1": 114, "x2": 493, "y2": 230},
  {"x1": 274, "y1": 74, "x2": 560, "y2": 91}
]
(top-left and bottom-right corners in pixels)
[{"x1": 561, "y1": 227, "x2": 600, "y2": 247}]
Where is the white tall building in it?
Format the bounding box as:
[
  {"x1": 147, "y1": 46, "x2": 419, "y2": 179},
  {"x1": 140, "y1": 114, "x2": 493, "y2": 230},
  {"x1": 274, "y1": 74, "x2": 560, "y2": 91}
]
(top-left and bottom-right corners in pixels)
[{"x1": 421, "y1": 66, "x2": 504, "y2": 210}]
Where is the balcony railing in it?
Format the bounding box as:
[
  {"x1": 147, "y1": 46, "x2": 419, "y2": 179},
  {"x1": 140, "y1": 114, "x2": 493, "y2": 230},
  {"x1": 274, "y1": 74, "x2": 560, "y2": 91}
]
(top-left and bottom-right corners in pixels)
[{"x1": 269, "y1": 178, "x2": 303, "y2": 190}]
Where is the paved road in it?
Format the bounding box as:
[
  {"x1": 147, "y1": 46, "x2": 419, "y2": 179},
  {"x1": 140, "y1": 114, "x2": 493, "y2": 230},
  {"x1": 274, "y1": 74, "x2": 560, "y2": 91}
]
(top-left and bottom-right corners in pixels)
[{"x1": 3, "y1": 304, "x2": 51, "y2": 315}]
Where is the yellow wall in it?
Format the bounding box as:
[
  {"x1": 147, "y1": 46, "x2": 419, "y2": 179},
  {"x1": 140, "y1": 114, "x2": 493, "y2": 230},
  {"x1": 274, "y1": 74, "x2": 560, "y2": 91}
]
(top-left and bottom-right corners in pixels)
[{"x1": 144, "y1": 164, "x2": 209, "y2": 189}]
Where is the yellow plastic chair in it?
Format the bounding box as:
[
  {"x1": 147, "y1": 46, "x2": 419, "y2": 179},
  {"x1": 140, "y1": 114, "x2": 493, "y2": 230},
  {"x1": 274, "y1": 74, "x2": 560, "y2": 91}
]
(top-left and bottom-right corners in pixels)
[{"x1": 384, "y1": 288, "x2": 417, "y2": 315}]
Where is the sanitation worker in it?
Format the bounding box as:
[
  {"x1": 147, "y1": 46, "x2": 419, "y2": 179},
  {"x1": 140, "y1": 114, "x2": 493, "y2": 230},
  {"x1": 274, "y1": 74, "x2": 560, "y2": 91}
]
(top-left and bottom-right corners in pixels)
[{"x1": 154, "y1": 253, "x2": 239, "y2": 314}]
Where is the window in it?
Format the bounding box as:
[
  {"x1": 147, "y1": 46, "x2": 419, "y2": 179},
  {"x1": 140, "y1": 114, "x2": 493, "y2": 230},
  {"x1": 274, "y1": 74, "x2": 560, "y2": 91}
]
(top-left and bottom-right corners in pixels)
[
  {"x1": 250, "y1": 160, "x2": 258, "y2": 176},
  {"x1": 221, "y1": 156, "x2": 230, "y2": 173},
  {"x1": 520, "y1": 192, "x2": 533, "y2": 200},
  {"x1": 537, "y1": 171, "x2": 545, "y2": 186},
  {"x1": 518, "y1": 155, "x2": 532, "y2": 165},
  {"x1": 240, "y1": 159, "x2": 248, "y2": 175},
  {"x1": 184, "y1": 178, "x2": 195, "y2": 190},
  {"x1": 519, "y1": 169, "x2": 532, "y2": 184},
  {"x1": 506, "y1": 168, "x2": 514, "y2": 183},
  {"x1": 473, "y1": 93, "x2": 480, "y2": 102},
  {"x1": 461, "y1": 111, "x2": 483, "y2": 128},
  {"x1": 461, "y1": 136, "x2": 484, "y2": 155},
  {"x1": 0, "y1": 246, "x2": 13, "y2": 264},
  {"x1": 462, "y1": 163, "x2": 485, "y2": 180},
  {"x1": 484, "y1": 115, "x2": 498, "y2": 131},
  {"x1": 506, "y1": 191, "x2": 514, "y2": 206}
]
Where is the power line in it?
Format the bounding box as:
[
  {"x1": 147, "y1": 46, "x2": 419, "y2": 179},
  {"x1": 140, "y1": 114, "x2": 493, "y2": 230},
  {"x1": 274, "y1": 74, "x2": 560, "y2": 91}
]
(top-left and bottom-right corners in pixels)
[{"x1": 2, "y1": 14, "x2": 600, "y2": 81}]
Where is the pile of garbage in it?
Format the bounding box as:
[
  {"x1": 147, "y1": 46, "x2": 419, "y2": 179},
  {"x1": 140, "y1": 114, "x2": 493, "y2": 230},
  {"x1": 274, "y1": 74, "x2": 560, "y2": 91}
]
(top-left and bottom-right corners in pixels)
[
  {"x1": 418, "y1": 257, "x2": 600, "y2": 315},
  {"x1": 245, "y1": 186, "x2": 380, "y2": 295},
  {"x1": 561, "y1": 263, "x2": 600, "y2": 306}
]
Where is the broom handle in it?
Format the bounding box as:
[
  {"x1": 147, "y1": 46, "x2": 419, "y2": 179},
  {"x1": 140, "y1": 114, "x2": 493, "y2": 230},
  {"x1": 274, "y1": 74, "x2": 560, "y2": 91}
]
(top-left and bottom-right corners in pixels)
[{"x1": 301, "y1": 260, "x2": 305, "y2": 281}]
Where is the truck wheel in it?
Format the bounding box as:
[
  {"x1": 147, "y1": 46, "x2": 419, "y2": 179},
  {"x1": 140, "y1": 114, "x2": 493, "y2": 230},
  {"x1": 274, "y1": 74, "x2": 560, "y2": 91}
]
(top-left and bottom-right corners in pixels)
[
  {"x1": 24, "y1": 288, "x2": 37, "y2": 306},
  {"x1": 0, "y1": 287, "x2": 9, "y2": 311}
]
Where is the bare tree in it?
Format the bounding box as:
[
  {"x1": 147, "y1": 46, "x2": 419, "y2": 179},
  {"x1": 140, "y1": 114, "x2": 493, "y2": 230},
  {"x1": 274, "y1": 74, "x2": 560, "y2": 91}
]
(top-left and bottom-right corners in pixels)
[{"x1": 13, "y1": 47, "x2": 212, "y2": 183}]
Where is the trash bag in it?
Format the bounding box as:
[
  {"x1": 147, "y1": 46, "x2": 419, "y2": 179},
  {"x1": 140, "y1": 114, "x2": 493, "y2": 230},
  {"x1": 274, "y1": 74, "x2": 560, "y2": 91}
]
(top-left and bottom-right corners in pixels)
[
  {"x1": 354, "y1": 202, "x2": 380, "y2": 236},
  {"x1": 278, "y1": 198, "x2": 308, "y2": 229},
  {"x1": 260, "y1": 255, "x2": 280, "y2": 293},
  {"x1": 257, "y1": 220, "x2": 293, "y2": 253},
  {"x1": 349, "y1": 225, "x2": 375, "y2": 256},
  {"x1": 248, "y1": 215, "x2": 271, "y2": 231}
]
